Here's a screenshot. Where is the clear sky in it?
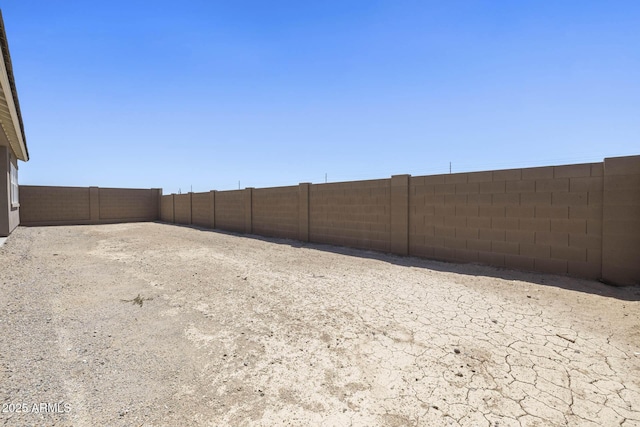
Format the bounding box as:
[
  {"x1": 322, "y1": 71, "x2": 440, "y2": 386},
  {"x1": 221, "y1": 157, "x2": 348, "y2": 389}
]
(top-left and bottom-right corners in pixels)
[{"x1": 4, "y1": 1, "x2": 639, "y2": 193}]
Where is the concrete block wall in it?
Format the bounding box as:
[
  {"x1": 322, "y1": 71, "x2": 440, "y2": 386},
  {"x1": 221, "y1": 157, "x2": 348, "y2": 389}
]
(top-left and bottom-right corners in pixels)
[
  {"x1": 214, "y1": 190, "x2": 245, "y2": 233},
  {"x1": 20, "y1": 186, "x2": 161, "y2": 226},
  {"x1": 252, "y1": 186, "x2": 299, "y2": 240},
  {"x1": 191, "y1": 192, "x2": 214, "y2": 228},
  {"x1": 157, "y1": 154, "x2": 639, "y2": 286},
  {"x1": 160, "y1": 195, "x2": 174, "y2": 223},
  {"x1": 409, "y1": 163, "x2": 604, "y2": 279},
  {"x1": 309, "y1": 179, "x2": 391, "y2": 252},
  {"x1": 602, "y1": 156, "x2": 640, "y2": 285},
  {"x1": 20, "y1": 186, "x2": 91, "y2": 224},
  {"x1": 98, "y1": 187, "x2": 160, "y2": 221},
  {"x1": 174, "y1": 193, "x2": 192, "y2": 225}
]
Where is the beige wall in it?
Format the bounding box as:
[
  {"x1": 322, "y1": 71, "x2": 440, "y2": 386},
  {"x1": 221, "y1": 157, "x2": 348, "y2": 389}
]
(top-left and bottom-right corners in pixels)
[
  {"x1": 602, "y1": 156, "x2": 640, "y2": 285},
  {"x1": 253, "y1": 186, "x2": 299, "y2": 240},
  {"x1": 158, "y1": 156, "x2": 638, "y2": 285},
  {"x1": 19, "y1": 186, "x2": 161, "y2": 226},
  {"x1": 214, "y1": 190, "x2": 245, "y2": 233},
  {"x1": 309, "y1": 179, "x2": 391, "y2": 252},
  {"x1": 173, "y1": 193, "x2": 192, "y2": 225},
  {"x1": 409, "y1": 163, "x2": 603, "y2": 279}
]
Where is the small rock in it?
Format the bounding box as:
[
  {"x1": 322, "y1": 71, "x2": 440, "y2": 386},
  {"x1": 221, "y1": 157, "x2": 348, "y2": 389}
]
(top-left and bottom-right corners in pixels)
[{"x1": 453, "y1": 348, "x2": 460, "y2": 354}]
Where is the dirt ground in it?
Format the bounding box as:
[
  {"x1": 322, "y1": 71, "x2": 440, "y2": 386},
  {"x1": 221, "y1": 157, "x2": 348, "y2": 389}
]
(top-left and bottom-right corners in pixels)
[{"x1": 1, "y1": 223, "x2": 639, "y2": 427}]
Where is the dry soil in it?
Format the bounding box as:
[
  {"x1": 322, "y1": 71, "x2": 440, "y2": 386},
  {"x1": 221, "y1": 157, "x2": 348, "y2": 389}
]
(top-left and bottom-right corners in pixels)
[{"x1": 1, "y1": 222, "x2": 639, "y2": 426}]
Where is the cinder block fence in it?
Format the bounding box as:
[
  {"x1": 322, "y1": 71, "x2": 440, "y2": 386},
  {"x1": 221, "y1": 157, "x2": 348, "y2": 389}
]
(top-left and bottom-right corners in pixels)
[
  {"x1": 19, "y1": 186, "x2": 161, "y2": 226},
  {"x1": 18, "y1": 155, "x2": 639, "y2": 285},
  {"x1": 159, "y1": 156, "x2": 640, "y2": 286}
]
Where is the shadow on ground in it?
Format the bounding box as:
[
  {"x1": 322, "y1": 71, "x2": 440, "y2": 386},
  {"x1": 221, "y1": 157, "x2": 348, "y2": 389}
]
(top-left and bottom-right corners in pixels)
[{"x1": 163, "y1": 222, "x2": 640, "y2": 302}]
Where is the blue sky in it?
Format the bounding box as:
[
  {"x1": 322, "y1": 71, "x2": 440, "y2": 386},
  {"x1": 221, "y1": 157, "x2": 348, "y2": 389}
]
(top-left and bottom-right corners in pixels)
[{"x1": 4, "y1": 1, "x2": 639, "y2": 193}]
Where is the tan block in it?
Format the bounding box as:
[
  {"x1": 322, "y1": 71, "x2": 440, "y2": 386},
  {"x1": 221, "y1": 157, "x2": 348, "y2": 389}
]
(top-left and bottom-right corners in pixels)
[
  {"x1": 479, "y1": 205, "x2": 505, "y2": 217},
  {"x1": 602, "y1": 189, "x2": 640, "y2": 206},
  {"x1": 444, "y1": 173, "x2": 468, "y2": 184},
  {"x1": 535, "y1": 205, "x2": 569, "y2": 219},
  {"x1": 536, "y1": 178, "x2": 569, "y2": 193},
  {"x1": 435, "y1": 205, "x2": 456, "y2": 217},
  {"x1": 411, "y1": 244, "x2": 435, "y2": 258},
  {"x1": 444, "y1": 237, "x2": 467, "y2": 250},
  {"x1": 493, "y1": 168, "x2": 522, "y2": 181},
  {"x1": 570, "y1": 177, "x2": 603, "y2": 193},
  {"x1": 434, "y1": 183, "x2": 456, "y2": 194},
  {"x1": 602, "y1": 205, "x2": 640, "y2": 220},
  {"x1": 478, "y1": 251, "x2": 505, "y2": 267},
  {"x1": 603, "y1": 174, "x2": 640, "y2": 190},
  {"x1": 492, "y1": 240, "x2": 519, "y2": 255},
  {"x1": 456, "y1": 205, "x2": 478, "y2": 217},
  {"x1": 588, "y1": 190, "x2": 604, "y2": 206},
  {"x1": 434, "y1": 226, "x2": 456, "y2": 238},
  {"x1": 467, "y1": 216, "x2": 491, "y2": 229},
  {"x1": 467, "y1": 171, "x2": 493, "y2": 183},
  {"x1": 420, "y1": 225, "x2": 435, "y2": 236},
  {"x1": 520, "y1": 243, "x2": 551, "y2": 259},
  {"x1": 554, "y1": 163, "x2": 592, "y2": 178},
  {"x1": 434, "y1": 246, "x2": 456, "y2": 261},
  {"x1": 506, "y1": 180, "x2": 535, "y2": 193},
  {"x1": 551, "y1": 245, "x2": 587, "y2": 262},
  {"x1": 522, "y1": 166, "x2": 554, "y2": 180},
  {"x1": 506, "y1": 229, "x2": 535, "y2": 244},
  {"x1": 411, "y1": 184, "x2": 434, "y2": 196},
  {"x1": 455, "y1": 249, "x2": 479, "y2": 263},
  {"x1": 479, "y1": 228, "x2": 505, "y2": 241},
  {"x1": 602, "y1": 246, "x2": 640, "y2": 268},
  {"x1": 467, "y1": 193, "x2": 492, "y2": 205},
  {"x1": 535, "y1": 231, "x2": 568, "y2": 246},
  {"x1": 424, "y1": 194, "x2": 445, "y2": 205},
  {"x1": 391, "y1": 174, "x2": 410, "y2": 255},
  {"x1": 492, "y1": 217, "x2": 519, "y2": 230},
  {"x1": 422, "y1": 174, "x2": 447, "y2": 185},
  {"x1": 456, "y1": 227, "x2": 479, "y2": 239},
  {"x1": 505, "y1": 254, "x2": 535, "y2": 271},
  {"x1": 521, "y1": 192, "x2": 552, "y2": 205},
  {"x1": 445, "y1": 194, "x2": 467, "y2": 205},
  {"x1": 569, "y1": 205, "x2": 602, "y2": 220},
  {"x1": 603, "y1": 219, "x2": 640, "y2": 237},
  {"x1": 410, "y1": 176, "x2": 426, "y2": 187},
  {"x1": 492, "y1": 193, "x2": 520, "y2": 205},
  {"x1": 455, "y1": 182, "x2": 479, "y2": 194},
  {"x1": 445, "y1": 216, "x2": 467, "y2": 228},
  {"x1": 591, "y1": 163, "x2": 604, "y2": 176},
  {"x1": 506, "y1": 205, "x2": 535, "y2": 218},
  {"x1": 418, "y1": 205, "x2": 436, "y2": 216},
  {"x1": 552, "y1": 191, "x2": 588, "y2": 206},
  {"x1": 467, "y1": 239, "x2": 491, "y2": 252},
  {"x1": 569, "y1": 234, "x2": 602, "y2": 250},
  {"x1": 424, "y1": 215, "x2": 445, "y2": 226},
  {"x1": 534, "y1": 258, "x2": 568, "y2": 275},
  {"x1": 480, "y1": 181, "x2": 506, "y2": 194},
  {"x1": 586, "y1": 219, "x2": 602, "y2": 236},
  {"x1": 550, "y1": 218, "x2": 586, "y2": 234},
  {"x1": 567, "y1": 261, "x2": 601, "y2": 279},
  {"x1": 604, "y1": 155, "x2": 640, "y2": 176}
]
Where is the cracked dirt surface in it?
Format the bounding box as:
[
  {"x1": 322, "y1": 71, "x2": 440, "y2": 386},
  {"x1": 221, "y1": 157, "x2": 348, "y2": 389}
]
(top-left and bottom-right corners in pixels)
[{"x1": 1, "y1": 222, "x2": 639, "y2": 426}]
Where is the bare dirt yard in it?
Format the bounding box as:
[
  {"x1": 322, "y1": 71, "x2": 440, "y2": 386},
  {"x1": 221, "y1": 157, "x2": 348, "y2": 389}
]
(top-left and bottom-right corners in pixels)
[{"x1": 1, "y1": 222, "x2": 639, "y2": 427}]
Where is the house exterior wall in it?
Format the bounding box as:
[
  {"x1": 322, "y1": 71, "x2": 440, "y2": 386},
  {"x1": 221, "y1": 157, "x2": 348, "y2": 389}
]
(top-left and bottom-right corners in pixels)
[
  {"x1": 7, "y1": 151, "x2": 19, "y2": 233},
  {"x1": 0, "y1": 146, "x2": 20, "y2": 236},
  {"x1": 0, "y1": 145, "x2": 10, "y2": 236}
]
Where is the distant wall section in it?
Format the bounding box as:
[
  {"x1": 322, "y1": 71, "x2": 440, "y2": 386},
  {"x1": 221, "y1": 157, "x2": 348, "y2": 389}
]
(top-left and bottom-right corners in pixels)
[{"x1": 20, "y1": 186, "x2": 161, "y2": 226}]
